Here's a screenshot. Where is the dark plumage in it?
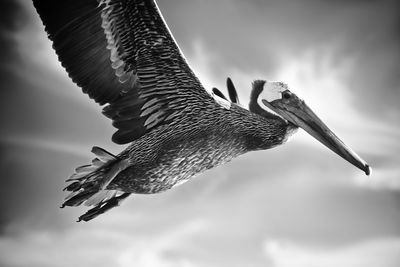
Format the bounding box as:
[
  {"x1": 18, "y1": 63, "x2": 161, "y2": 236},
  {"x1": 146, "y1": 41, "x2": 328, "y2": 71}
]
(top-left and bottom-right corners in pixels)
[{"x1": 33, "y1": 0, "x2": 370, "y2": 222}]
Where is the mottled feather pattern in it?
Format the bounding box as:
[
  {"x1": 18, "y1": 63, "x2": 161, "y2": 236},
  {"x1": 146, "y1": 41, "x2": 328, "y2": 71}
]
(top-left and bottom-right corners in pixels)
[
  {"x1": 100, "y1": 0, "x2": 136, "y2": 85},
  {"x1": 97, "y1": 0, "x2": 217, "y2": 144},
  {"x1": 34, "y1": 0, "x2": 219, "y2": 145},
  {"x1": 108, "y1": 104, "x2": 289, "y2": 194}
]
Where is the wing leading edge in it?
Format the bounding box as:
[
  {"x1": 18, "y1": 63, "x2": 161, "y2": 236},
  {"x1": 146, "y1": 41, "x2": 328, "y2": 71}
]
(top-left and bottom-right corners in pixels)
[{"x1": 33, "y1": 0, "x2": 215, "y2": 144}]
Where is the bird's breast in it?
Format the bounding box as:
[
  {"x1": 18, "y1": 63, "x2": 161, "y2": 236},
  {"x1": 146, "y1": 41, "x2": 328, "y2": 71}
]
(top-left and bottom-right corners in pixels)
[{"x1": 109, "y1": 126, "x2": 248, "y2": 194}]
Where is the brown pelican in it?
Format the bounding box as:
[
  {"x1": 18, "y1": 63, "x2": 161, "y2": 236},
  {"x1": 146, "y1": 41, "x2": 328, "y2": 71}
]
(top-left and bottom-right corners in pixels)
[{"x1": 33, "y1": 0, "x2": 370, "y2": 222}]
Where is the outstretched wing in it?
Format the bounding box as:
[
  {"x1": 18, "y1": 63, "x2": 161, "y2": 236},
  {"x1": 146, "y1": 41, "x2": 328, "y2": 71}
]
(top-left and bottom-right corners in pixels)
[{"x1": 33, "y1": 0, "x2": 216, "y2": 144}]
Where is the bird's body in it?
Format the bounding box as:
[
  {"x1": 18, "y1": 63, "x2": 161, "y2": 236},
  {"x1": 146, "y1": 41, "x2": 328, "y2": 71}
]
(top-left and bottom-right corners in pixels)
[
  {"x1": 109, "y1": 104, "x2": 291, "y2": 194},
  {"x1": 33, "y1": 0, "x2": 369, "y2": 221}
]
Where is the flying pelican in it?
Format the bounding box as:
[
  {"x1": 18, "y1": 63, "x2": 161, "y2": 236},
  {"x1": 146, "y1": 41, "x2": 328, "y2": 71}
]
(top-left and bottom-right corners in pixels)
[{"x1": 33, "y1": 0, "x2": 370, "y2": 222}]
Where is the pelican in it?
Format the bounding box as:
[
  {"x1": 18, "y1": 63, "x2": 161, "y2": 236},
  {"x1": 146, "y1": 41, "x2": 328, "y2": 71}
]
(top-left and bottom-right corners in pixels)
[{"x1": 33, "y1": 0, "x2": 370, "y2": 222}]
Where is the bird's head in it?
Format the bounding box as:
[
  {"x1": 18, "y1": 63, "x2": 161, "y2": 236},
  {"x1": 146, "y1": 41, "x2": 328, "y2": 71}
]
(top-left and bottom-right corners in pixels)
[{"x1": 250, "y1": 80, "x2": 371, "y2": 175}]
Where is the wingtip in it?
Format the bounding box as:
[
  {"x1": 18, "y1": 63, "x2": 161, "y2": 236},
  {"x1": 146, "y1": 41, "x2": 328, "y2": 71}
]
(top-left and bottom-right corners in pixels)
[
  {"x1": 226, "y1": 77, "x2": 240, "y2": 104},
  {"x1": 226, "y1": 77, "x2": 234, "y2": 89},
  {"x1": 212, "y1": 87, "x2": 228, "y2": 100}
]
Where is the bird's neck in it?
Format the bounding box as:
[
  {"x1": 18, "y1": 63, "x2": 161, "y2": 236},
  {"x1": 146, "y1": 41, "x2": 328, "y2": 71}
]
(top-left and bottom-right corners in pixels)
[
  {"x1": 246, "y1": 119, "x2": 296, "y2": 151},
  {"x1": 231, "y1": 105, "x2": 298, "y2": 151}
]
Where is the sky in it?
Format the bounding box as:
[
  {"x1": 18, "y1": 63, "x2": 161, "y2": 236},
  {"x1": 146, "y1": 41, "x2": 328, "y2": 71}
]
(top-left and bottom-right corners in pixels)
[{"x1": 0, "y1": 0, "x2": 399, "y2": 266}]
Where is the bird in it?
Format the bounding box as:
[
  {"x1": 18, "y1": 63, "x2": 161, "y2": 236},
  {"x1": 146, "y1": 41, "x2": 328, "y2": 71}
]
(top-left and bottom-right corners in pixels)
[{"x1": 33, "y1": 0, "x2": 370, "y2": 222}]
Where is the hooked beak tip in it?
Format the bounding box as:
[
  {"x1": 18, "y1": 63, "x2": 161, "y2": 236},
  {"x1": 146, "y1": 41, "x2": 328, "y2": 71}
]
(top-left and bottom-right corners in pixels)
[{"x1": 365, "y1": 164, "x2": 371, "y2": 176}]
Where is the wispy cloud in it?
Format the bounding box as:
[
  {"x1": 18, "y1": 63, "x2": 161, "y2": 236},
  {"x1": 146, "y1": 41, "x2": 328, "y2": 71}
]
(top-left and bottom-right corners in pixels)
[
  {"x1": 1, "y1": 135, "x2": 90, "y2": 158},
  {"x1": 264, "y1": 238, "x2": 400, "y2": 267},
  {"x1": 1, "y1": 1, "x2": 399, "y2": 267},
  {"x1": 0, "y1": 218, "x2": 207, "y2": 267}
]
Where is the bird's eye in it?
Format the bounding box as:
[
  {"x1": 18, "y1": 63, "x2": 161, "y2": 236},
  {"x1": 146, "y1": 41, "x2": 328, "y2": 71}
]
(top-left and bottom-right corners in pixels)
[{"x1": 282, "y1": 92, "x2": 291, "y2": 99}]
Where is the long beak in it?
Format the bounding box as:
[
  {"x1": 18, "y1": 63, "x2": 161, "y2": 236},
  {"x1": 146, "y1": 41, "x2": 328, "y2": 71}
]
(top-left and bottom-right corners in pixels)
[{"x1": 264, "y1": 99, "x2": 371, "y2": 175}]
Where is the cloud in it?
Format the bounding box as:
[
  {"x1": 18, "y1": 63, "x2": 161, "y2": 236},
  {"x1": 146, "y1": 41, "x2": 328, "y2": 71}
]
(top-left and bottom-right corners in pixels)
[
  {"x1": 353, "y1": 167, "x2": 400, "y2": 191},
  {"x1": 1, "y1": 1, "x2": 399, "y2": 267},
  {"x1": 0, "y1": 219, "x2": 206, "y2": 267},
  {"x1": 264, "y1": 238, "x2": 400, "y2": 267},
  {"x1": 0, "y1": 0, "x2": 28, "y2": 64},
  {"x1": 274, "y1": 45, "x2": 360, "y2": 127},
  {"x1": 161, "y1": 0, "x2": 400, "y2": 119},
  {"x1": 1, "y1": 136, "x2": 89, "y2": 158}
]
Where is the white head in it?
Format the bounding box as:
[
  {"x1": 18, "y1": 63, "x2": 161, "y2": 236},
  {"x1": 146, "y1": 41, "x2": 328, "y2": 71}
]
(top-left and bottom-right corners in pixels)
[
  {"x1": 257, "y1": 81, "x2": 293, "y2": 112},
  {"x1": 249, "y1": 80, "x2": 371, "y2": 176}
]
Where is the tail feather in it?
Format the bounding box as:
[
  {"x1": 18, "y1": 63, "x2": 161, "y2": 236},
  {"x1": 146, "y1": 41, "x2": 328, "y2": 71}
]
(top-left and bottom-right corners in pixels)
[
  {"x1": 63, "y1": 181, "x2": 82, "y2": 192},
  {"x1": 62, "y1": 189, "x2": 97, "y2": 207},
  {"x1": 84, "y1": 190, "x2": 118, "y2": 207},
  {"x1": 61, "y1": 146, "x2": 131, "y2": 221},
  {"x1": 91, "y1": 158, "x2": 104, "y2": 167},
  {"x1": 78, "y1": 192, "x2": 131, "y2": 222},
  {"x1": 67, "y1": 170, "x2": 93, "y2": 181},
  {"x1": 74, "y1": 164, "x2": 98, "y2": 174},
  {"x1": 66, "y1": 147, "x2": 117, "y2": 182},
  {"x1": 91, "y1": 146, "x2": 117, "y2": 162}
]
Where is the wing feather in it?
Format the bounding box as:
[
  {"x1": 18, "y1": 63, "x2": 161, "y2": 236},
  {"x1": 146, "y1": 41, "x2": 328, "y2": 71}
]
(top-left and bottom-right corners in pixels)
[
  {"x1": 34, "y1": 0, "x2": 132, "y2": 105},
  {"x1": 33, "y1": 0, "x2": 216, "y2": 144}
]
